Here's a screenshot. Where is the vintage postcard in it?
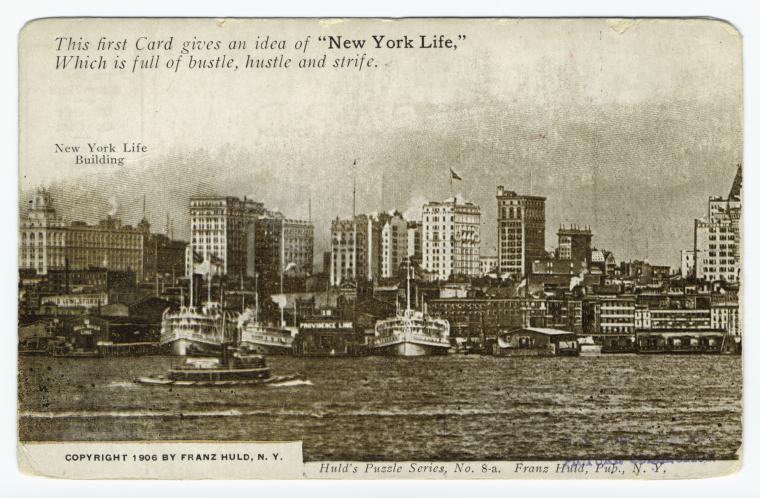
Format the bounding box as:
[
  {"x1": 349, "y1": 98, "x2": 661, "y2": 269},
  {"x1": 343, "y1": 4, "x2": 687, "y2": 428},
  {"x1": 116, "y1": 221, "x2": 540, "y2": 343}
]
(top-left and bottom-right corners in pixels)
[{"x1": 17, "y1": 17, "x2": 742, "y2": 479}]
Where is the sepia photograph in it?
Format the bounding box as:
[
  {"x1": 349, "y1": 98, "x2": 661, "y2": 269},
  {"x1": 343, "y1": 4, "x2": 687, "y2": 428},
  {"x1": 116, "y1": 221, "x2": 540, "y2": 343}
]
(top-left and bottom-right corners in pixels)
[{"x1": 15, "y1": 16, "x2": 744, "y2": 479}]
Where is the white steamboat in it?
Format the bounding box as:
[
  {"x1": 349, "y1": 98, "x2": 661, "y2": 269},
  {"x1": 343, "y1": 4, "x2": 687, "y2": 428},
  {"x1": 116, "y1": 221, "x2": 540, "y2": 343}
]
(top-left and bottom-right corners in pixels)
[
  {"x1": 372, "y1": 263, "x2": 450, "y2": 356},
  {"x1": 238, "y1": 307, "x2": 297, "y2": 355},
  {"x1": 160, "y1": 301, "x2": 239, "y2": 356}
]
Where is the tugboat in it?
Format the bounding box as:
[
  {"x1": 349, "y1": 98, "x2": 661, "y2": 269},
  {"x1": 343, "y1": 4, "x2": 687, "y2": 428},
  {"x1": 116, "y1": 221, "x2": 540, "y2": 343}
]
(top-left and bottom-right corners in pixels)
[
  {"x1": 134, "y1": 347, "x2": 301, "y2": 387},
  {"x1": 137, "y1": 312, "x2": 303, "y2": 387}
]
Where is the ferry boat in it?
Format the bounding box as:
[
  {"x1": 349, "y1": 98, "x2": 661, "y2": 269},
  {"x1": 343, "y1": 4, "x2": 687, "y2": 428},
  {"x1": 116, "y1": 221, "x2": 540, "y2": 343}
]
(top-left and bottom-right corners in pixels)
[
  {"x1": 238, "y1": 307, "x2": 297, "y2": 355},
  {"x1": 159, "y1": 301, "x2": 239, "y2": 356},
  {"x1": 372, "y1": 263, "x2": 450, "y2": 357}
]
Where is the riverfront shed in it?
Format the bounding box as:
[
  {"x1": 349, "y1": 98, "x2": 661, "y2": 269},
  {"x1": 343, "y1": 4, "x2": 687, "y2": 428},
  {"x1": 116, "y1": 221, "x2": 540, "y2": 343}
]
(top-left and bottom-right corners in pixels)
[
  {"x1": 494, "y1": 327, "x2": 578, "y2": 357},
  {"x1": 636, "y1": 329, "x2": 727, "y2": 354}
]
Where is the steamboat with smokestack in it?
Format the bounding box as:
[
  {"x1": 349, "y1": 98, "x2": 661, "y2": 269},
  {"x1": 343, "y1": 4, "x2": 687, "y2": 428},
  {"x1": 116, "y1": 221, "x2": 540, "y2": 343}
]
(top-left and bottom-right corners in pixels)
[
  {"x1": 237, "y1": 274, "x2": 299, "y2": 355},
  {"x1": 372, "y1": 259, "x2": 451, "y2": 356},
  {"x1": 159, "y1": 255, "x2": 238, "y2": 356}
]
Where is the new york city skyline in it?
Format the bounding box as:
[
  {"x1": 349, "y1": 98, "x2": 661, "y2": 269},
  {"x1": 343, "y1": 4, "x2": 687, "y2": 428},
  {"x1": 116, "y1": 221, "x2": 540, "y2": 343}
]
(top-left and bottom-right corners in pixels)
[
  {"x1": 20, "y1": 19, "x2": 742, "y2": 268},
  {"x1": 21, "y1": 135, "x2": 740, "y2": 271}
]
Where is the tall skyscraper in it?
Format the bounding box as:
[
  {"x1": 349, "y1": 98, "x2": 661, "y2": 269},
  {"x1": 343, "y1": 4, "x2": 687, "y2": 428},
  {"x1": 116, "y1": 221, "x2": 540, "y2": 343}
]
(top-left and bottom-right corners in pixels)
[
  {"x1": 379, "y1": 212, "x2": 408, "y2": 279},
  {"x1": 252, "y1": 213, "x2": 314, "y2": 281},
  {"x1": 496, "y1": 186, "x2": 546, "y2": 277},
  {"x1": 188, "y1": 196, "x2": 266, "y2": 277},
  {"x1": 406, "y1": 220, "x2": 423, "y2": 265},
  {"x1": 557, "y1": 224, "x2": 593, "y2": 273},
  {"x1": 421, "y1": 197, "x2": 481, "y2": 280},
  {"x1": 330, "y1": 214, "x2": 382, "y2": 286},
  {"x1": 693, "y1": 165, "x2": 742, "y2": 282}
]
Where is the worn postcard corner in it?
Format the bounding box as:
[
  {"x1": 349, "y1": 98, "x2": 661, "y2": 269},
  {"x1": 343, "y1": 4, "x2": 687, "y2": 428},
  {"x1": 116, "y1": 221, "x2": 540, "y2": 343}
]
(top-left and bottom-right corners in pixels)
[{"x1": 17, "y1": 17, "x2": 743, "y2": 480}]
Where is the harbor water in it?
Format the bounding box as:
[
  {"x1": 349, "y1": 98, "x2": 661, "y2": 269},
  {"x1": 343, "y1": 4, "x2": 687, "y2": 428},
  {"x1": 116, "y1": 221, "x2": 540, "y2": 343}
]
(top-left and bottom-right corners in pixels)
[{"x1": 18, "y1": 354, "x2": 742, "y2": 461}]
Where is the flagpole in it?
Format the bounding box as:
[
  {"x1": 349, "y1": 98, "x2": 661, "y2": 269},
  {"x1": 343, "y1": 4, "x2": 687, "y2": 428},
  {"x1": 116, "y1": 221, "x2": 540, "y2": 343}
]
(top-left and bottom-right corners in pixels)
[
  {"x1": 255, "y1": 272, "x2": 259, "y2": 321},
  {"x1": 240, "y1": 269, "x2": 245, "y2": 311},
  {"x1": 280, "y1": 217, "x2": 285, "y2": 327},
  {"x1": 449, "y1": 168, "x2": 462, "y2": 200},
  {"x1": 352, "y1": 159, "x2": 357, "y2": 282},
  {"x1": 189, "y1": 244, "x2": 193, "y2": 308}
]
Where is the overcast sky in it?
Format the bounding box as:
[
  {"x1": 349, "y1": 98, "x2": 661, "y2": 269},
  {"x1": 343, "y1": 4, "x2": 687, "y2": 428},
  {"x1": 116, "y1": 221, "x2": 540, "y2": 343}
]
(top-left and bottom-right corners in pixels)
[{"x1": 20, "y1": 18, "x2": 742, "y2": 268}]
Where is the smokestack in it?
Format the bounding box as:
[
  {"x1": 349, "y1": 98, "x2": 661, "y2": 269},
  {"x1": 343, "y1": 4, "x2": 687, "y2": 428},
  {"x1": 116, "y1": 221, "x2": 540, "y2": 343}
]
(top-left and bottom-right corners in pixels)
[{"x1": 107, "y1": 196, "x2": 119, "y2": 217}]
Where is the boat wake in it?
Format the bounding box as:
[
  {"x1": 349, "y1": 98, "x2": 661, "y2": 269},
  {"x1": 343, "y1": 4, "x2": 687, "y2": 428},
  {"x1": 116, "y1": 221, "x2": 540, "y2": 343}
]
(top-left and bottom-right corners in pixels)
[
  {"x1": 19, "y1": 404, "x2": 737, "y2": 421},
  {"x1": 107, "y1": 381, "x2": 138, "y2": 389},
  {"x1": 268, "y1": 379, "x2": 314, "y2": 388},
  {"x1": 20, "y1": 409, "x2": 245, "y2": 419}
]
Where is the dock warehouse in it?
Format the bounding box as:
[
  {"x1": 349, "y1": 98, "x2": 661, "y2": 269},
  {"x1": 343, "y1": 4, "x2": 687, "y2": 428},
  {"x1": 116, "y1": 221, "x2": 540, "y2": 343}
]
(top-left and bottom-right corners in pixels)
[
  {"x1": 493, "y1": 327, "x2": 578, "y2": 357},
  {"x1": 636, "y1": 329, "x2": 728, "y2": 354}
]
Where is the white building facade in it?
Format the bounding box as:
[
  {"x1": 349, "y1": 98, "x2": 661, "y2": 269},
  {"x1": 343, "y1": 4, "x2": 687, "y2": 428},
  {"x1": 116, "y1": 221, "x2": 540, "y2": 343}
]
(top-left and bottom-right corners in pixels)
[
  {"x1": 19, "y1": 189, "x2": 67, "y2": 275},
  {"x1": 421, "y1": 198, "x2": 481, "y2": 280},
  {"x1": 188, "y1": 196, "x2": 265, "y2": 277},
  {"x1": 693, "y1": 166, "x2": 741, "y2": 283},
  {"x1": 380, "y1": 214, "x2": 408, "y2": 278},
  {"x1": 330, "y1": 214, "x2": 381, "y2": 286}
]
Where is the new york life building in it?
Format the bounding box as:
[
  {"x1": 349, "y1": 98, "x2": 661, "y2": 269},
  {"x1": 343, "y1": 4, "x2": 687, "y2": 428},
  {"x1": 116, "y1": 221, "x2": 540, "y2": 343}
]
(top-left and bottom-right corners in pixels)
[
  {"x1": 19, "y1": 189, "x2": 183, "y2": 283},
  {"x1": 19, "y1": 189, "x2": 68, "y2": 275}
]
